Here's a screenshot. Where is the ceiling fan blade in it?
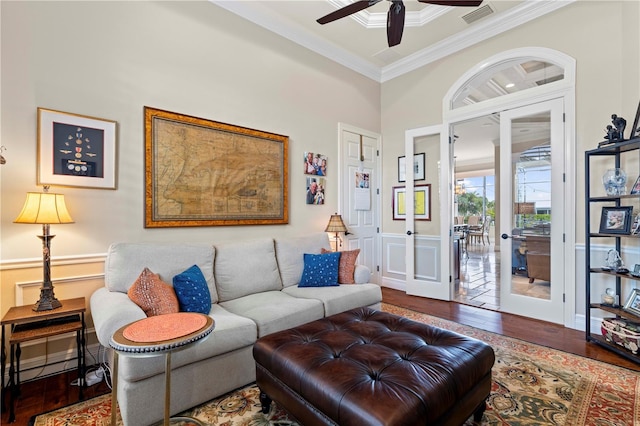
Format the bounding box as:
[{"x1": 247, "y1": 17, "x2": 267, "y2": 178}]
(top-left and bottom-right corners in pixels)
[
  {"x1": 317, "y1": 0, "x2": 383, "y2": 25},
  {"x1": 387, "y1": 1, "x2": 405, "y2": 47},
  {"x1": 418, "y1": 0, "x2": 483, "y2": 6}
]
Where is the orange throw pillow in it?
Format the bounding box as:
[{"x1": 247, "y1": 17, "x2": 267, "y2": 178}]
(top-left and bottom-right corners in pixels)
[
  {"x1": 128, "y1": 267, "x2": 179, "y2": 317},
  {"x1": 321, "y1": 248, "x2": 360, "y2": 284}
]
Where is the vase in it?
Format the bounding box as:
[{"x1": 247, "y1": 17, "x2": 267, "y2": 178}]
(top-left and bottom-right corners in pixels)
[{"x1": 602, "y1": 168, "x2": 627, "y2": 196}]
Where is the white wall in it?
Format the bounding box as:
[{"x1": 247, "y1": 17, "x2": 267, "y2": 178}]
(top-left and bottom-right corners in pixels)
[{"x1": 0, "y1": 1, "x2": 381, "y2": 263}]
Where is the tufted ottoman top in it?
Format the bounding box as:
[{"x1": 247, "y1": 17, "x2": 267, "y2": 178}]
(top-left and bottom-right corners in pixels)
[{"x1": 253, "y1": 307, "x2": 495, "y2": 425}]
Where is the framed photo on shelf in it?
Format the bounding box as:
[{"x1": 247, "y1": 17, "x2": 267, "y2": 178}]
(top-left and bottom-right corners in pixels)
[
  {"x1": 631, "y1": 176, "x2": 640, "y2": 195},
  {"x1": 392, "y1": 184, "x2": 431, "y2": 221},
  {"x1": 624, "y1": 288, "x2": 640, "y2": 316},
  {"x1": 632, "y1": 214, "x2": 640, "y2": 235},
  {"x1": 630, "y1": 100, "x2": 640, "y2": 140},
  {"x1": 599, "y1": 206, "x2": 634, "y2": 234},
  {"x1": 37, "y1": 107, "x2": 117, "y2": 189},
  {"x1": 398, "y1": 153, "x2": 425, "y2": 182}
]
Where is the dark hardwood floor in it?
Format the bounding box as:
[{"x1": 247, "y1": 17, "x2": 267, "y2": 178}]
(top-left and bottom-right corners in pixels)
[{"x1": 3, "y1": 288, "x2": 639, "y2": 424}]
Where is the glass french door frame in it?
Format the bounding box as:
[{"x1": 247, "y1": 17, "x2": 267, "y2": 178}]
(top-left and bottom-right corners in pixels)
[
  {"x1": 404, "y1": 125, "x2": 452, "y2": 301},
  {"x1": 499, "y1": 99, "x2": 565, "y2": 324}
]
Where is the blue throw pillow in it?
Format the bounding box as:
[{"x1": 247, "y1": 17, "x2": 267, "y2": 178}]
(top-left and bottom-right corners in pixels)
[
  {"x1": 172, "y1": 265, "x2": 212, "y2": 314},
  {"x1": 298, "y1": 252, "x2": 341, "y2": 287}
]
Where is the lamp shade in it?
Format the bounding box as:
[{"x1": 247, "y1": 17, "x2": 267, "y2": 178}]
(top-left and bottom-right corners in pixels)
[
  {"x1": 14, "y1": 192, "x2": 74, "y2": 224},
  {"x1": 324, "y1": 213, "x2": 347, "y2": 233}
]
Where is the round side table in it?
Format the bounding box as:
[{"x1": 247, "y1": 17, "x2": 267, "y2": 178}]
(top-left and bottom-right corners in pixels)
[{"x1": 109, "y1": 312, "x2": 215, "y2": 426}]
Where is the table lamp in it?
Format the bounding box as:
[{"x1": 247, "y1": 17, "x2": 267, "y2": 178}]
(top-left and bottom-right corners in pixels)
[
  {"x1": 14, "y1": 186, "x2": 74, "y2": 311},
  {"x1": 324, "y1": 213, "x2": 348, "y2": 251}
]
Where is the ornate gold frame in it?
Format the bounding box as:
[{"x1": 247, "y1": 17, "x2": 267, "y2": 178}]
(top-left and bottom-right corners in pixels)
[{"x1": 144, "y1": 107, "x2": 288, "y2": 227}]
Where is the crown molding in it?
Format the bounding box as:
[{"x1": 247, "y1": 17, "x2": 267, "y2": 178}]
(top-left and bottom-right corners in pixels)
[
  {"x1": 381, "y1": 0, "x2": 575, "y2": 82},
  {"x1": 212, "y1": 0, "x2": 382, "y2": 81},
  {"x1": 211, "y1": 0, "x2": 575, "y2": 84}
]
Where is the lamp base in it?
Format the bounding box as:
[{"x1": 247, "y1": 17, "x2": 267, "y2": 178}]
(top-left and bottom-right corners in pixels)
[{"x1": 33, "y1": 284, "x2": 62, "y2": 311}]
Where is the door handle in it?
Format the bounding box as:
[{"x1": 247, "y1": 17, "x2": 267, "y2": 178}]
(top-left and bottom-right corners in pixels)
[
  {"x1": 407, "y1": 230, "x2": 417, "y2": 235},
  {"x1": 501, "y1": 233, "x2": 511, "y2": 239}
]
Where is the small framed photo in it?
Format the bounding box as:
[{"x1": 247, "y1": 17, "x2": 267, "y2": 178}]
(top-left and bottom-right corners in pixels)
[
  {"x1": 599, "y1": 206, "x2": 634, "y2": 234},
  {"x1": 38, "y1": 108, "x2": 117, "y2": 189},
  {"x1": 398, "y1": 153, "x2": 425, "y2": 182},
  {"x1": 624, "y1": 288, "x2": 640, "y2": 316},
  {"x1": 634, "y1": 264, "x2": 640, "y2": 274},
  {"x1": 632, "y1": 214, "x2": 640, "y2": 235},
  {"x1": 392, "y1": 184, "x2": 431, "y2": 221},
  {"x1": 630, "y1": 100, "x2": 640, "y2": 140},
  {"x1": 631, "y1": 176, "x2": 640, "y2": 195}
]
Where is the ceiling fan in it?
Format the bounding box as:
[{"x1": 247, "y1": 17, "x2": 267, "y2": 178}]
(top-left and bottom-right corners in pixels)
[{"x1": 317, "y1": 0, "x2": 483, "y2": 47}]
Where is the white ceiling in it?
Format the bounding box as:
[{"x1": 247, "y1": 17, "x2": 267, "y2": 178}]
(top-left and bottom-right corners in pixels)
[
  {"x1": 212, "y1": 0, "x2": 572, "y2": 83},
  {"x1": 211, "y1": 0, "x2": 570, "y2": 171}
]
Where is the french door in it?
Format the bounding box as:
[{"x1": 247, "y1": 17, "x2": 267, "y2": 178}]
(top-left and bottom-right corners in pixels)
[
  {"x1": 499, "y1": 99, "x2": 565, "y2": 324},
  {"x1": 404, "y1": 125, "x2": 451, "y2": 300}
]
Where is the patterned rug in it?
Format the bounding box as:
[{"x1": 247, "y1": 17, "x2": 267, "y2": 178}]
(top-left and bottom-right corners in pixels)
[{"x1": 31, "y1": 304, "x2": 640, "y2": 426}]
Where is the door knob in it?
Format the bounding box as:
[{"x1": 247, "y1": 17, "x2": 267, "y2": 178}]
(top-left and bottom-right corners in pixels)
[
  {"x1": 407, "y1": 230, "x2": 417, "y2": 235},
  {"x1": 501, "y1": 233, "x2": 511, "y2": 239}
]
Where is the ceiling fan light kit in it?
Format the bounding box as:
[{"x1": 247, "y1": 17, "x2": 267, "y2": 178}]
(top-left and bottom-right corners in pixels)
[{"x1": 317, "y1": 0, "x2": 483, "y2": 47}]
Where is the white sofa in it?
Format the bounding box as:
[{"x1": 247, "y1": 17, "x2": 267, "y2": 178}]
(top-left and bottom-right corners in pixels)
[{"x1": 90, "y1": 233, "x2": 381, "y2": 425}]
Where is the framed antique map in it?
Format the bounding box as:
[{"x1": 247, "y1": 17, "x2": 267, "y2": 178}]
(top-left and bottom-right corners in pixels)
[{"x1": 144, "y1": 107, "x2": 288, "y2": 227}]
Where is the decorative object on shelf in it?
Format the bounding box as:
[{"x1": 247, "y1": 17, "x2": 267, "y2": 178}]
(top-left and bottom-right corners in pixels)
[
  {"x1": 602, "y1": 288, "x2": 619, "y2": 306},
  {"x1": 37, "y1": 108, "x2": 117, "y2": 189},
  {"x1": 633, "y1": 264, "x2": 640, "y2": 278},
  {"x1": 398, "y1": 153, "x2": 425, "y2": 182},
  {"x1": 631, "y1": 100, "x2": 640, "y2": 140},
  {"x1": 631, "y1": 176, "x2": 640, "y2": 195},
  {"x1": 624, "y1": 288, "x2": 640, "y2": 317},
  {"x1": 612, "y1": 114, "x2": 627, "y2": 139},
  {"x1": 14, "y1": 186, "x2": 74, "y2": 311},
  {"x1": 602, "y1": 168, "x2": 627, "y2": 196},
  {"x1": 0, "y1": 145, "x2": 6, "y2": 165},
  {"x1": 324, "y1": 213, "x2": 348, "y2": 251},
  {"x1": 603, "y1": 248, "x2": 625, "y2": 272},
  {"x1": 601, "y1": 317, "x2": 640, "y2": 354},
  {"x1": 599, "y1": 206, "x2": 634, "y2": 234},
  {"x1": 632, "y1": 213, "x2": 640, "y2": 235}
]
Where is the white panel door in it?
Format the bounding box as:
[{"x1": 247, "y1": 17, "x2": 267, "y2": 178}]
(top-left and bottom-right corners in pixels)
[{"x1": 340, "y1": 125, "x2": 381, "y2": 284}]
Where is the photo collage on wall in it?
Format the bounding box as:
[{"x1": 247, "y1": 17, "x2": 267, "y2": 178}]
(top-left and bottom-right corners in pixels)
[{"x1": 304, "y1": 152, "x2": 327, "y2": 205}]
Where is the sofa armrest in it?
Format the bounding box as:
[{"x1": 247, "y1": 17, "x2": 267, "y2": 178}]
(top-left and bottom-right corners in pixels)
[
  {"x1": 354, "y1": 265, "x2": 371, "y2": 284},
  {"x1": 90, "y1": 287, "x2": 146, "y2": 347}
]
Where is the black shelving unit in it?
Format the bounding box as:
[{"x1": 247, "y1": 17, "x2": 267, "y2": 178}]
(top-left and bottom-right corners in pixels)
[{"x1": 585, "y1": 137, "x2": 640, "y2": 363}]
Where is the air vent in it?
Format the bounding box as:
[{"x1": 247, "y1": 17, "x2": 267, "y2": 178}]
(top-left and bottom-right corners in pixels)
[{"x1": 461, "y1": 3, "x2": 494, "y2": 24}]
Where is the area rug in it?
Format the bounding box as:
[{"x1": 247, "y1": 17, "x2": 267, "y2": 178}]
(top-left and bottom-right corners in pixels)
[{"x1": 31, "y1": 303, "x2": 640, "y2": 426}]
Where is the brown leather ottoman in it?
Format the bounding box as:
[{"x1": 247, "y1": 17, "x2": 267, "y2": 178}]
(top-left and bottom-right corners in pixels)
[{"x1": 253, "y1": 307, "x2": 495, "y2": 426}]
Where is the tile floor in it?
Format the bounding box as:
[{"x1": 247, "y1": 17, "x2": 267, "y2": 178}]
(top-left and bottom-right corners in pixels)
[{"x1": 454, "y1": 237, "x2": 551, "y2": 310}]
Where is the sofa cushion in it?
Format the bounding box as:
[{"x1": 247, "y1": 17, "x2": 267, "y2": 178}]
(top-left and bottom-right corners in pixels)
[
  {"x1": 220, "y1": 291, "x2": 324, "y2": 337},
  {"x1": 214, "y1": 238, "x2": 282, "y2": 302},
  {"x1": 117, "y1": 304, "x2": 257, "y2": 382},
  {"x1": 283, "y1": 283, "x2": 382, "y2": 316},
  {"x1": 322, "y1": 248, "x2": 360, "y2": 284},
  {"x1": 173, "y1": 265, "x2": 212, "y2": 314},
  {"x1": 105, "y1": 243, "x2": 218, "y2": 303},
  {"x1": 127, "y1": 267, "x2": 179, "y2": 317},
  {"x1": 275, "y1": 233, "x2": 332, "y2": 288},
  {"x1": 299, "y1": 252, "x2": 340, "y2": 287}
]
